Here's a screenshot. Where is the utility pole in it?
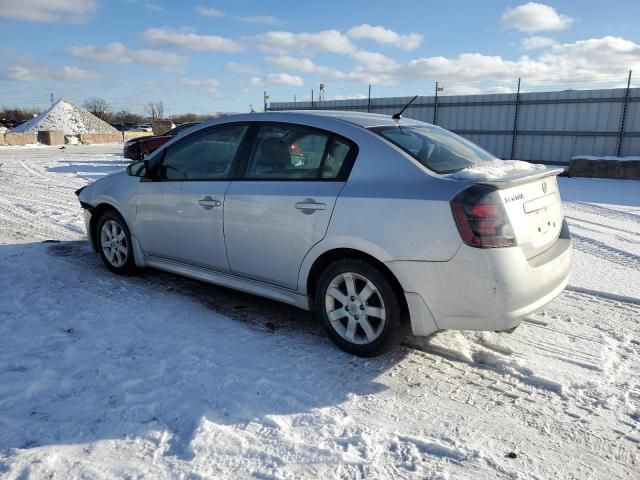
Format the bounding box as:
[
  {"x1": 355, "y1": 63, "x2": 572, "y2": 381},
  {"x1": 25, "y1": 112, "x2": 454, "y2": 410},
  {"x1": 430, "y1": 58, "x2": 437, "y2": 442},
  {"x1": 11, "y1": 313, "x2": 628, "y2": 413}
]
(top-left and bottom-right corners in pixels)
[
  {"x1": 263, "y1": 91, "x2": 269, "y2": 111},
  {"x1": 50, "y1": 93, "x2": 54, "y2": 106},
  {"x1": 433, "y1": 81, "x2": 443, "y2": 124},
  {"x1": 616, "y1": 70, "x2": 632, "y2": 157},
  {"x1": 311, "y1": 89, "x2": 314, "y2": 109},
  {"x1": 367, "y1": 84, "x2": 372, "y2": 113},
  {"x1": 510, "y1": 77, "x2": 521, "y2": 160}
]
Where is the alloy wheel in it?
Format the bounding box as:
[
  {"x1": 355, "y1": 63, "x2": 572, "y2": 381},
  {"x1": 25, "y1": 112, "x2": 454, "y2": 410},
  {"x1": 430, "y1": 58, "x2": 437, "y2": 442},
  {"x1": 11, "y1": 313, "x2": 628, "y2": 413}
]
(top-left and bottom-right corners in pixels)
[
  {"x1": 324, "y1": 272, "x2": 387, "y2": 345},
  {"x1": 100, "y1": 220, "x2": 128, "y2": 268}
]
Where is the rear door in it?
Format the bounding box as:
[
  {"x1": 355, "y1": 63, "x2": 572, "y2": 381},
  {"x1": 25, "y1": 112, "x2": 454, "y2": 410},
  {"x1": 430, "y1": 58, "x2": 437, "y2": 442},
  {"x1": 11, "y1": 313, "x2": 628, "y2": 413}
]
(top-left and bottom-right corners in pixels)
[
  {"x1": 136, "y1": 124, "x2": 248, "y2": 271},
  {"x1": 224, "y1": 123, "x2": 356, "y2": 290}
]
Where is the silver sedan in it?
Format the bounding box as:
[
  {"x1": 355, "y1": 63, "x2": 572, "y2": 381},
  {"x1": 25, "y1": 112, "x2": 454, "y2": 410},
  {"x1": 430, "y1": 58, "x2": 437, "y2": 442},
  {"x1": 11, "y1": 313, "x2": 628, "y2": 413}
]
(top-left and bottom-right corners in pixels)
[{"x1": 77, "y1": 111, "x2": 571, "y2": 356}]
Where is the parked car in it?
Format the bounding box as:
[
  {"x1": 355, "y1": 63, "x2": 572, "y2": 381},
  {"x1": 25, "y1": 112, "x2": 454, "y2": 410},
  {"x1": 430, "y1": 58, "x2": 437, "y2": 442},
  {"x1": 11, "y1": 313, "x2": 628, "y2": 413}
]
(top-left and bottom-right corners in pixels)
[
  {"x1": 111, "y1": 122, "x2": 137, "y2": 132},
  {"x1": 123, "y1": 122, "x2": 201, "y2": 160},
  {"x1": 76, "y1": 111, "x2": 571, "y2": 357}
]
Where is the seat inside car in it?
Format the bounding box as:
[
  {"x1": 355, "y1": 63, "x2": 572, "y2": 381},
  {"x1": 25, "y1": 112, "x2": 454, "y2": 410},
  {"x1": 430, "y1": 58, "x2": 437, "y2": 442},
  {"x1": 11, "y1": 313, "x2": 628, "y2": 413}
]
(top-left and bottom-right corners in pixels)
[{"x1": 253, "y1": 137, "x2": 291, "y2": 174}]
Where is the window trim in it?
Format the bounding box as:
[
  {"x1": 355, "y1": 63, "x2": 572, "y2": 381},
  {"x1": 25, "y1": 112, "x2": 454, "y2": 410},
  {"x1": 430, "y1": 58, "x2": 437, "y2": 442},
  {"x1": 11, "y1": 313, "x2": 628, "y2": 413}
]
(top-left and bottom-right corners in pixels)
[
  {"x1": 144, "y1": 121, "x2": 360, "y2": 183},
  {"x1": 235, "y1": 121, "x2": 359, "y2": 182},
  {"x1": 146, "y1": 122, "x2": 251, "y2": 182}
]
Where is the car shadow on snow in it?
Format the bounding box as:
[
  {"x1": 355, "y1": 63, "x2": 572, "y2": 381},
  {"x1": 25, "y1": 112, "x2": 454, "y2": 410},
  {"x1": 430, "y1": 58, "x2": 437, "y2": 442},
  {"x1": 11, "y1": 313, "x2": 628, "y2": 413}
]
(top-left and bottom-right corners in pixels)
[{"x1": 0, "y1": 240, "x2": 409, "y2": 461}]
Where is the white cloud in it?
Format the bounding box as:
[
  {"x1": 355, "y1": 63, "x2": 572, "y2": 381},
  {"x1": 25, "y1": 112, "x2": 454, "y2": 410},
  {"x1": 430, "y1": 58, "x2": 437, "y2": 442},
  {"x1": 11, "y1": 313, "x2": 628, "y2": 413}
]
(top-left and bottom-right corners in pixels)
[
  {"x1": 68, "y1": 42, "x2": 187, "y2": 71},
  {"x1": 501, "y1": 2, "x2": 573, "y2": 32},
  {"x1": 143, "y1": 27, "x2": 244, "y2": 52},
  {"x1": 226, "y1": 62, "x2": 260, "y2": 75},
  {"x1": 195, "y1": 7, "x2": 281, "y2": 25},
  {"x1": 266, "y1": 56, "x2": 318, "y2": 73},
  {"x1": 253, "y1": 35, "x2": 638, "y2": 90},
  {"x1": 6, "y1": 60, "x2": 97, "y2": 82},
  {"x1": 265, "y1": 55, "x2": 341, "y2": 76},
  {"x1": 250, "y1": 73, "x2": 304, "y2": 87},
  {"x1": 238, "y1": 15, "x2": 281, "y2": 26},
  {"x1": 0, "y1": 0, "x2": 98, "y2": 23},
  {"x1": 540, "y1": 36, "x2": 640, "y2": 82},
  {"x1": 350, "y1": 50, "x2": 398, "y2": 71},
  {"x1": 443, "y1": 85, "x2": 516, "y2": 95},
  {"x1": 179, "y1": 78, "x2": 220, "y2": 95},
  {"x1": 195, "y1": 6, "x2": 224, "y2": 17},
  {"x1": 388, "y1": 36, "x2": 640, "y2": 87},
  {"x1": 521, "y1": 36, "x2": 557, "y2": 50},
  {"x1": 347, "y1": 24, "x2": 423, "y2": 50},
  {"x1": 255, "y1": 30, "x2": 355, "y2": 55}
]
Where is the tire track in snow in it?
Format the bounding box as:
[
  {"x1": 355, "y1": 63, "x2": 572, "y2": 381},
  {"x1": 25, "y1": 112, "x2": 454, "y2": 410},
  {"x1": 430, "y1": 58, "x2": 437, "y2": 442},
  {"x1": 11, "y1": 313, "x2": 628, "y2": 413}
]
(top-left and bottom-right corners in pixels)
[
  {"x1": 43, "y1": 240, "x2": 640, "y2": 471},
  {"x1": 566, "y1": 201, "x2": 640, "y2": 224},
  {"x1": 571, "y1": 232, "x2": 640, "y2": 269},
  {"x1": 389, "y1": 346, "x2": 640, "y2": 470}
]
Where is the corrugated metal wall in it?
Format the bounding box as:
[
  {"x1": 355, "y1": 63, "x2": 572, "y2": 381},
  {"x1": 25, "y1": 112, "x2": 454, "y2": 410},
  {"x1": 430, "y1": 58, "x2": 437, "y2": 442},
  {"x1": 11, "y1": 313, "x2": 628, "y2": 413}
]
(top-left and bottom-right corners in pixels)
[{"x1": 269, "y1": 88, "x2": 640, "y2": 163}]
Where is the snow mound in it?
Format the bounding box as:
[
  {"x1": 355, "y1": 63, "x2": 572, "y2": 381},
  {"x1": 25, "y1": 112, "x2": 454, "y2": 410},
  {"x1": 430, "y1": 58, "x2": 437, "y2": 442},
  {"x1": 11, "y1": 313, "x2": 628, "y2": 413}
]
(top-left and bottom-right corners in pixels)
[
  {"x1": 446, "y1": 159, "x2": 546, "y2": 181},
  {"x1": 11, "y1": 99, "x2": 118, "y2": 136}
]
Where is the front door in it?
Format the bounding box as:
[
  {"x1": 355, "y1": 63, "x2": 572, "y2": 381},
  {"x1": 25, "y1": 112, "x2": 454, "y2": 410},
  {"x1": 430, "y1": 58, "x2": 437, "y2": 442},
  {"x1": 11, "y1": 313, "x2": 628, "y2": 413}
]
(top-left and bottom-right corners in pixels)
[
  {"x1": 136, "y1": 124, "x2": 248, "y2": 271},
  {"x1": 224, "y1": 123, "x2": 356, "y2": 289}
]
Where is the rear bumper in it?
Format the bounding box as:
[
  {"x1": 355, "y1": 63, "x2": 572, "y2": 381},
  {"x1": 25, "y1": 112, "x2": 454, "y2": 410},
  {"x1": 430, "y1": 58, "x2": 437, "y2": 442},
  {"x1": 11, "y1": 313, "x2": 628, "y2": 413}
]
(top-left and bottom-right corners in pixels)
[{"x1": 387, "y1": 221, "x2": 572, "y2": 334}]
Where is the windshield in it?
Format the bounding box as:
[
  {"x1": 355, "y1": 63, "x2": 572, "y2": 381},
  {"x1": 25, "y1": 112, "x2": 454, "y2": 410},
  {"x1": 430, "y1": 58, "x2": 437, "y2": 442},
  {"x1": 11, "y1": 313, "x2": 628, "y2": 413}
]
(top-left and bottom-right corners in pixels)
[{"x1": 371, "y1": 125, "x2": 497, "y2": 174}]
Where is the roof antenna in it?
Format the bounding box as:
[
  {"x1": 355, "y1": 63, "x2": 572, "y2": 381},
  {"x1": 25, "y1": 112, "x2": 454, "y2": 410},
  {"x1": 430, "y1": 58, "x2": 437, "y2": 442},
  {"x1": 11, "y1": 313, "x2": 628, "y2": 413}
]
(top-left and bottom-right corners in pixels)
[{"x1": 392, "y1": 95, "x2": 418, "y2": 121}]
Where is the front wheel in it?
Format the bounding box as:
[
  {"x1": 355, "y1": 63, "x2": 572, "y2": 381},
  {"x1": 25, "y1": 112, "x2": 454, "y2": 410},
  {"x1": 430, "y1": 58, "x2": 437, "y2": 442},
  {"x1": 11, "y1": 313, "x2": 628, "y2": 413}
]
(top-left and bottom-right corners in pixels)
[
  {"x1": 314, "y1": 259, "x2": 408, "y2": 357},
  {"x1": 96, "y1": 210, "x2": 136, "y2": 274}
]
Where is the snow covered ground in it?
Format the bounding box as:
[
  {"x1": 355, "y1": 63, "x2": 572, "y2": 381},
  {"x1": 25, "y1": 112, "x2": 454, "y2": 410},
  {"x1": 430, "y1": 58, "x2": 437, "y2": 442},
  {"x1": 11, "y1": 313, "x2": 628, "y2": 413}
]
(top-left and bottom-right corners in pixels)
[{"x1": 0, "y1": 145, "x2": 638, "y2": 479}]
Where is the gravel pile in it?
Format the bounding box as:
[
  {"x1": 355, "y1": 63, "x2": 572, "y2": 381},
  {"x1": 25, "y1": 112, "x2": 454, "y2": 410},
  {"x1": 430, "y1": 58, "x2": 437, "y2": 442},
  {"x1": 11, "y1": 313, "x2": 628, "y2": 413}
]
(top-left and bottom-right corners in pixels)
[{"x1": 12, "y1": 99, "x2": 118, "y2": 135}]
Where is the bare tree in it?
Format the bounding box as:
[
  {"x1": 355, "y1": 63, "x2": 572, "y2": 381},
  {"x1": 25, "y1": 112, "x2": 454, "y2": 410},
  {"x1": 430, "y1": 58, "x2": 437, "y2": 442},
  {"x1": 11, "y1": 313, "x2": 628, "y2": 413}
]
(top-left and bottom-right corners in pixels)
[
  {"x1": 112, "y1": 109, "x2": 145, "y2": 123},
  {"x1": 82, "y1": 97, "x2": 111, "y2": 120},
  {"x1": 145, "y1": 101, "x2": 165, "y2": 121}
]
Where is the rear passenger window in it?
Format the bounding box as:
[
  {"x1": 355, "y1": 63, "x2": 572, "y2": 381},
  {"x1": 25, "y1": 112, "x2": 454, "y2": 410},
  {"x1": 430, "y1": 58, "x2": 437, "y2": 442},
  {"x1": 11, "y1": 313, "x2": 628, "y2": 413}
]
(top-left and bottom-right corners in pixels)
[
  {"x1": 246, "y1": 124, "x2": 353, "y2": 180},
  {"x1": 322, "y1": 138, "x2": 351, "y2": 179}
]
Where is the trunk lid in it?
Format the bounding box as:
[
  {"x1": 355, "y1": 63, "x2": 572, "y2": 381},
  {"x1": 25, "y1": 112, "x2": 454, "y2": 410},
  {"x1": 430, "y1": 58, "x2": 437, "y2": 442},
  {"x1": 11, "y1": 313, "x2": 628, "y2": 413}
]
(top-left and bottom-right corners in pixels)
[{"x1": 479, "y1": 168, "x2": 565, "y2": 259}]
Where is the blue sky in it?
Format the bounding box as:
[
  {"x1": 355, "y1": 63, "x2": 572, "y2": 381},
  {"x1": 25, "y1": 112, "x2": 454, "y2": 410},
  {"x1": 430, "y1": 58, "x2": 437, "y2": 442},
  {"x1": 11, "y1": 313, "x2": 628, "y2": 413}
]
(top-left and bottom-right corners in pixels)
[{"x1": 1, "y1": 0, "x2": 639, "y2": 115}]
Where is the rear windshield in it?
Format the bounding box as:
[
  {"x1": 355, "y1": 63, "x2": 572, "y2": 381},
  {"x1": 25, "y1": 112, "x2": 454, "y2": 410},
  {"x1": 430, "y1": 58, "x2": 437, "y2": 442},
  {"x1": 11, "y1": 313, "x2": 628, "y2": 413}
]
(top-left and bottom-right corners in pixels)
[{"x1": 371, "y1": 125, "x2": 497, "y2": 174}]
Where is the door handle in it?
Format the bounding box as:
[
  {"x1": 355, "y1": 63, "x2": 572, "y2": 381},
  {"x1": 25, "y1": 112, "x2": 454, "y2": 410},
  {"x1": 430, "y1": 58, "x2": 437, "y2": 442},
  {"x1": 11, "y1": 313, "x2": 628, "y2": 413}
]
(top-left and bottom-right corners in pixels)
[
  {"x1": 295, "y1": 198, "x2": 326, "y2": 214},
  {"x1": 197, "y1": 196, "x2": 222, "y2": 210}
]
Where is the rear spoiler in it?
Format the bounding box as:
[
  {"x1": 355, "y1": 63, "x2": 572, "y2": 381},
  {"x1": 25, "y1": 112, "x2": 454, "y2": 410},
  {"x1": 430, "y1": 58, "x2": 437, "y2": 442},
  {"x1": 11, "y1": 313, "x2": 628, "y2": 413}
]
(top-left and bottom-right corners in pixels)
[{"x1": 476, "y1": 167, "x2": 566, "y2": 189}]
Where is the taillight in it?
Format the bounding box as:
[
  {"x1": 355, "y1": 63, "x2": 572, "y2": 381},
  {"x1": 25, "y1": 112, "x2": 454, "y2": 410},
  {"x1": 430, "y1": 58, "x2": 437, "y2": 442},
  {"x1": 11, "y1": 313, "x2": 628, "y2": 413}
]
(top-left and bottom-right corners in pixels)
[{"x1": 451, "y1": 185, "x2": 516, "y2": 248}]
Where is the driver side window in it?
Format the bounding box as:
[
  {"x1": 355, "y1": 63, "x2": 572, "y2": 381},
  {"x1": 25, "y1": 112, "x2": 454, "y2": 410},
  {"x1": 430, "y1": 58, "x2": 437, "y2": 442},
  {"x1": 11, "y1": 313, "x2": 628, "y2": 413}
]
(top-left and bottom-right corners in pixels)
[{"x1": 160, "y1": 125, "x2": 247, "y2": 180}]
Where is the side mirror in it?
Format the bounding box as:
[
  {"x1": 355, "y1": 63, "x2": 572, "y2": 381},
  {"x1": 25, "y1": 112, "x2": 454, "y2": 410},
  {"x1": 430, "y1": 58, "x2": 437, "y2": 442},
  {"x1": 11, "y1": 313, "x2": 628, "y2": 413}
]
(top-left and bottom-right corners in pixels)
[{"x1": 127, "y1": 160, "x2": 148, "y2": 177}]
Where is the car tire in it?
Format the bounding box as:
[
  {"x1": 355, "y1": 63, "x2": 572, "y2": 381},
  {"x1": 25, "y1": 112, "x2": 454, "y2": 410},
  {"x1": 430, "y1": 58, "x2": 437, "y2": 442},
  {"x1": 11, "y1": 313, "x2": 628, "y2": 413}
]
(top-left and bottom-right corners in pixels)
[
  {"x1": 314, "y1": 259, "x2": 408, "y2": 357},
  {"x1": 96, "y1": 210, "x2": 136, "y2": 275}
]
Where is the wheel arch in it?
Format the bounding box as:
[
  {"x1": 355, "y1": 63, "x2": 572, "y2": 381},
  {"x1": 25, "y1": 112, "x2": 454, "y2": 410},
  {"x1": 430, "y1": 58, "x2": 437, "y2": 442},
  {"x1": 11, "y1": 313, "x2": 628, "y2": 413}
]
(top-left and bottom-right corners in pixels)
[
  {"x1": 305, "y1": 247, "x2": 409, "y2": 320},
  {"x1": 89, "y1": 203, "x2": 124, "y2": 251},
  {"x1": 89, "y1": 202, "x2": 146, "y2": 268}
]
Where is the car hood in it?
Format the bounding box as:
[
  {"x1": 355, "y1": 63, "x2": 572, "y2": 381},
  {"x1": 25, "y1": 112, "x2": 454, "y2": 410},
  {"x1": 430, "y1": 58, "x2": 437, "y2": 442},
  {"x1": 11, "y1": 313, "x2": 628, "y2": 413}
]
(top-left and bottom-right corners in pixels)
[{"x1": 125, "y1": 136, "x2": 153, "y2": 145}]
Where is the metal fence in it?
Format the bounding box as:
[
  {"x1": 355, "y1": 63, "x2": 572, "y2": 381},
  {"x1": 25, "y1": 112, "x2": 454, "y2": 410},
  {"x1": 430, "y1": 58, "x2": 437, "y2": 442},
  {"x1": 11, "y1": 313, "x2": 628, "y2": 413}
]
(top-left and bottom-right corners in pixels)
[{"x1": 268, "y1": 86, "x2": 640, "y2": 164}]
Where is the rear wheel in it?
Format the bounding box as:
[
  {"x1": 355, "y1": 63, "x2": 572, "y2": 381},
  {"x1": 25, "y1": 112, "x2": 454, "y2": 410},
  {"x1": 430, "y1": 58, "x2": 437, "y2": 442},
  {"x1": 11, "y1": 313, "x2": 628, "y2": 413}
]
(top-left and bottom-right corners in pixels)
[
  {"x1": 96, "y1": 210, "x2": 136, "y2": 274},
  {"x1": 314, "y1": 259, "x2": 407, "y2": 357}
]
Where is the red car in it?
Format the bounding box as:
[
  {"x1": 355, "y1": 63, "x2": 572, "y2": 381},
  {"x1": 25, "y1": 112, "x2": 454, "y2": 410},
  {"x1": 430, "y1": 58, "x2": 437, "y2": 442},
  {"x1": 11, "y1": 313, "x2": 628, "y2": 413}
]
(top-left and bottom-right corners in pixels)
[{"x1": 123, "y1": 122, "x2": 201, "y2": 160}]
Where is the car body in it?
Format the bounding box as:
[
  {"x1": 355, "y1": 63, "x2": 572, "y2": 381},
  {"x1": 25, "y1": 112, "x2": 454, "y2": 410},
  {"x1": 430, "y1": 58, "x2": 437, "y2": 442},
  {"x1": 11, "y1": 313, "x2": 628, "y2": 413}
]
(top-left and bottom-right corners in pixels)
[
  {"x1": 77, "y1": 111, "x2": 572, "y2": 356},
  {"x1": 123, "y1": 122, "x2": 202, "y2": 160}
]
